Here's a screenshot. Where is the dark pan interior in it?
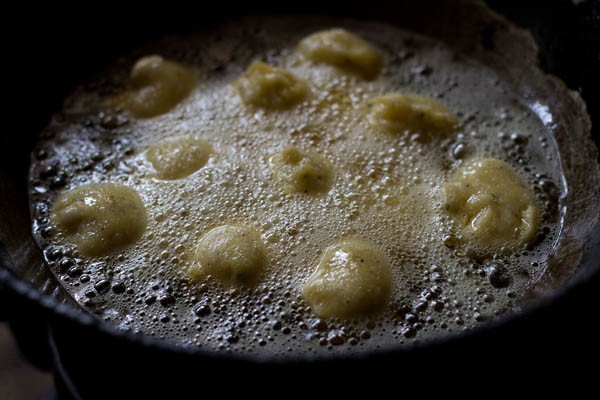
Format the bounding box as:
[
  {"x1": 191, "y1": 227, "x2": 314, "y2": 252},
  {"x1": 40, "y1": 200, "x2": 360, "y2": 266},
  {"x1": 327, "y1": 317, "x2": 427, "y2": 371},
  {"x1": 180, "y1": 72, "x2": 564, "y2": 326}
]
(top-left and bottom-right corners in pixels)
[{"x1": 1, "y1": 0, "x2": 600, "y2": 394}]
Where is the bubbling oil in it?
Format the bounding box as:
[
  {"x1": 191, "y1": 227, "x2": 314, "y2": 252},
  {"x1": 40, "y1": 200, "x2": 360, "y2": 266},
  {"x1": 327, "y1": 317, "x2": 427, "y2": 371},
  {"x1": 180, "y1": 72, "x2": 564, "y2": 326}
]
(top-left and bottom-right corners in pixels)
[{"x1": 29, "y1": 16, "x2": 563, "y2": 356}]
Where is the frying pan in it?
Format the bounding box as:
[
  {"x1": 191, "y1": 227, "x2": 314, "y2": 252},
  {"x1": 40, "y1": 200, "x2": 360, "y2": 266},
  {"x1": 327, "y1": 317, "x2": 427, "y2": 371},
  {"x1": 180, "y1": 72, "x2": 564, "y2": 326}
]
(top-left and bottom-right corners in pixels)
[{"x1": 2, "y1": 0, "x2": 599, "y2": 397}]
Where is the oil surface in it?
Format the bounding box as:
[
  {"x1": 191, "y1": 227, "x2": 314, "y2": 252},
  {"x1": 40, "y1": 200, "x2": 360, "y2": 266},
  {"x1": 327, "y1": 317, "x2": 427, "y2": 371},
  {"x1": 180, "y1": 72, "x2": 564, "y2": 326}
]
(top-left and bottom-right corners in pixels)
[{"x1": 29, "y1": 16, "x2": 563, "y2": 356}]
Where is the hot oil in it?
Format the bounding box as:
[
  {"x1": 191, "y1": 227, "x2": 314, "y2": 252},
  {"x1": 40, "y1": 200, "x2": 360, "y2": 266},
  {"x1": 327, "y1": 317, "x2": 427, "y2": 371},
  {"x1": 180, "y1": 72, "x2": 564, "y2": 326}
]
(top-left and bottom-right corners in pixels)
[{"x1": 29, "y1": 16, "x2": 563, "y2": 356}]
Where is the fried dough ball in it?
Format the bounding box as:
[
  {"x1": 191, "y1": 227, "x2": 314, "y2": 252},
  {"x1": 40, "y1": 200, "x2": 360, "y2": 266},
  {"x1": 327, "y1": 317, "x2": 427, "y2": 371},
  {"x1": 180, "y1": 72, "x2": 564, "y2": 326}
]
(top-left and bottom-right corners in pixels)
[
  {"x1": 297, "y1": 28, "x2": 383, "y2": 80},
  {"x1": 443, "y1": 158, "x2": 540, "y2": 255},
  {"x1": 302, "y1": 239, "x2": 393, "y2": 318},
  {"x1": 269, "y1": 146, "x2": 334, "y2": 196},
  {"x1": 109, "y1": 55, "x2": 196, "y2": 118},
  {"x1": 234, "y1": 61, "x2": 309, "y2": 109},
  {"x1": 147, "y1": 136, "x2": 212, "y2": 180},
  {"x1": 188, "y1": 225, "x2": 267, "y2": 287},
  {"x1": 51, "y1": 183, "x2": 148, "y2": 257},
  {"x1": 366, "y1": 93, "x2": 457, "y2": 139}
]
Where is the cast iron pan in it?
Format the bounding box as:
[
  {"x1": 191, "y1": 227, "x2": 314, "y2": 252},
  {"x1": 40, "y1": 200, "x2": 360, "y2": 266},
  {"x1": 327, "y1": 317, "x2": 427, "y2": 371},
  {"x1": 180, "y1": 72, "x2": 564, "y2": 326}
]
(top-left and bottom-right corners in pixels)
[{"x1": 1, "y1": 1, "x2": 599, "y2": 397}]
